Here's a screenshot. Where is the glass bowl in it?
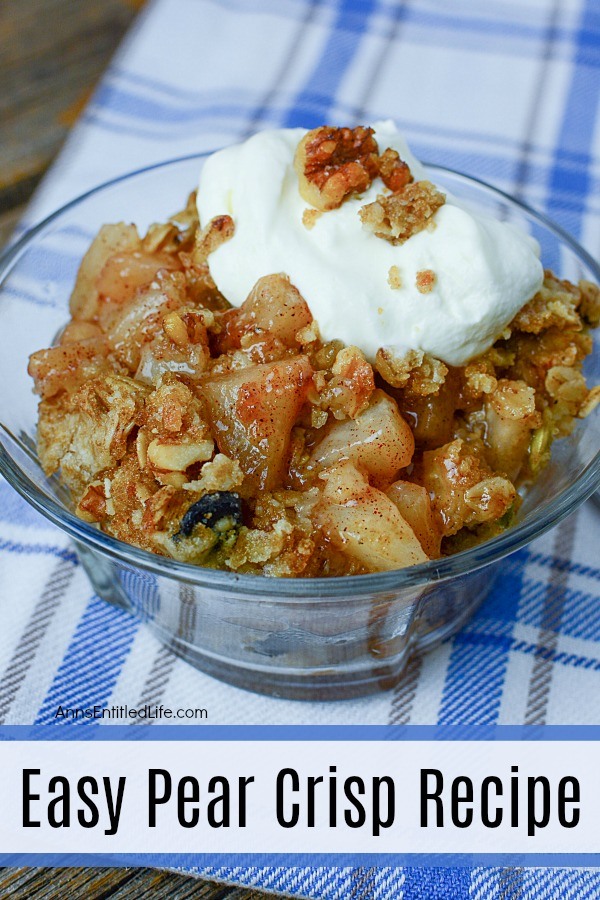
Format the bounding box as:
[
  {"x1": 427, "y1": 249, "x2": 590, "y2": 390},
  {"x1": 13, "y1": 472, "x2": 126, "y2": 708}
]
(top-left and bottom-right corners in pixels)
[{"x1": 0, "y1": 154, "x2": 599, "y2": 700}]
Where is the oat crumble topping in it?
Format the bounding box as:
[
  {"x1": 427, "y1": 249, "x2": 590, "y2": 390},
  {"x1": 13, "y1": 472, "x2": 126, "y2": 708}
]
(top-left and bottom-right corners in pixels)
[
  {"x1": 416, "y1": 269, "x2": 436, "y2": 294},
  {"x1": 388, "y1": 265, "x2": 402, "y2": 289},
  {"x1": 375, "y1": 348, "x2": 448, "y2": 394},
  {"x1": 302, "y1": 208, "x2": 323, "y2": 230},
  {"x1": 359, "y1": 181, "x2": 446, "y2": 245}
]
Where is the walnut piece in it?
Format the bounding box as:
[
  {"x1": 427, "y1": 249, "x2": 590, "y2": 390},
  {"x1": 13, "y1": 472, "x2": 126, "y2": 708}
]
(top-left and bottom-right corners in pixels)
[
  {"x1": 294, "y1": 126, "x2": 380, "y2": 211},
  {"x1": 359, "y1": 181, "x2": 445, "y2": 245},
  {"x1": 378, "y1": 147, "x2": 413, "y2": 192}
]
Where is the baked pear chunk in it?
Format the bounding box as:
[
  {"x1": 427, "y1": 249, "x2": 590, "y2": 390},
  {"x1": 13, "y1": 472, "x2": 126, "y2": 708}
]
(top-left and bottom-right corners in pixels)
[
  {"x1": 310, "y1": 389, "x2": 414, "y2": 486},
  {"x1": 203, "y1": 355, "x2": 314, "y2": 490},
  {"x1": 315, "y1": 462, "x2": 429, "y2": 570}
]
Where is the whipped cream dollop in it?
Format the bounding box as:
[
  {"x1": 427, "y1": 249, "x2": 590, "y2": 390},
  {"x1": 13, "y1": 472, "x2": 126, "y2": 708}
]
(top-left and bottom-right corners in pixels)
[{"x1": 197, "y1": 121, "x2": 543, "y2": 366}]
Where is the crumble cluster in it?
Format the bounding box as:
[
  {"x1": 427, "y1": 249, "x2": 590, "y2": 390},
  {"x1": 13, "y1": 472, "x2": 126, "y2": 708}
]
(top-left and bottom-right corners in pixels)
[{"x1": 295, "y1": 125, "x2": 446, "y2": 253}]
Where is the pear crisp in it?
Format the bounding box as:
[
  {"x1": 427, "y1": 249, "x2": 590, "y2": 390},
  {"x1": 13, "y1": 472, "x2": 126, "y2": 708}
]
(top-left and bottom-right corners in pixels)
[{"x1": 28, "y1": 177, "x2": 600, "y2": 577}]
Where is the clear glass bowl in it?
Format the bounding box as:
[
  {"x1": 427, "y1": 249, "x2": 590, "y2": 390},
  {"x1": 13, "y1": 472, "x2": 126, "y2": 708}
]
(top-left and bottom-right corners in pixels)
[{"x1": 0, "y1": 155, "x2": 599, "y2": 700}]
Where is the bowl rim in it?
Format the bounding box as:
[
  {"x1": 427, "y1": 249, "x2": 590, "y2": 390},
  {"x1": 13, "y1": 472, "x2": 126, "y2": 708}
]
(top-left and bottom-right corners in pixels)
[{"x1": 1, "y1": 153, "x2": 599, "y2": 599}]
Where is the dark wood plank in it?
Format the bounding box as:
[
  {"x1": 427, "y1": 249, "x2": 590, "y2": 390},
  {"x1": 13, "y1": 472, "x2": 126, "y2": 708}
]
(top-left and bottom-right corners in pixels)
[
  {"x1": 0, "y1": 868, "x2": 276, "y2": 899},
  {"x1": 0, "y1": 0, "x2": 142, "y2": 231},
  {"x1": 0, "y1": 867, "x2": 135, "y2": 897},
  {"x1": 0, "y1": 203, "x2": 26, "y2": 250}
]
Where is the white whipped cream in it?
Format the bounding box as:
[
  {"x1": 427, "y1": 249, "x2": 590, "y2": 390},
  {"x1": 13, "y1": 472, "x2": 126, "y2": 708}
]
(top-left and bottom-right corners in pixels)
[{"x1": 197, "y1": 121, "x2": 543, "y2": 366}]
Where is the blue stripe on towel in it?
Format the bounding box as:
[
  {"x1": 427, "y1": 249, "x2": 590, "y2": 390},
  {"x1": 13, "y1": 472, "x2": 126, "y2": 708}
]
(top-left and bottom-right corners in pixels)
[
  {"x1": 547, "y1": 0, "x2": 600, "y2": 236},
  {"x1": 35, "y1": 596, "x2": 138, "y2": 725},
  {"x1": 283, "y1": 0, "x2": 377, "y2": 128},
  {"x1": 437, "y1": 550, "x2": 530, "y2": 725}
]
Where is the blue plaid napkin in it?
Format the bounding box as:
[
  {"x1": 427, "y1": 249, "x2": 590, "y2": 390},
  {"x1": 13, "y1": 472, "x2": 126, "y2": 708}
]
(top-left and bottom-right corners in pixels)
[{"x1": 3, "y1": 0, "x2": 600, "y2": 895}]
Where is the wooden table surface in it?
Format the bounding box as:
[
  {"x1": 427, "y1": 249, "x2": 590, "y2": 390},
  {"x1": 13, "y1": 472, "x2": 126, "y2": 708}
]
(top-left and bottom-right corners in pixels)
[
  {"x1": 0, "y1": 2, "x2": 279, "y2": 897},
  {"x1": 0, "y1": 868, "x2": 272, "y2": 899}
]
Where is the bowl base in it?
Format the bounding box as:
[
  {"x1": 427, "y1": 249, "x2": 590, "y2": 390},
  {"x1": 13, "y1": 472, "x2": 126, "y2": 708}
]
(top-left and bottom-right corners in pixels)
[
  {"x1": 141, "y1": 591, "x2": 483, "y2": 701},
  {"x1": 76, "y1": 542, "x2": 491, "y2": 701}
]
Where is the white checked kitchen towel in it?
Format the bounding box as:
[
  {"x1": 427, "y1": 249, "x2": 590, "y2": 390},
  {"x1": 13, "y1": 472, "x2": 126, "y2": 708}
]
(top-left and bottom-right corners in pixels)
[{"x1": 2, "y1": 0, "x2": 600, "y2": 896}]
